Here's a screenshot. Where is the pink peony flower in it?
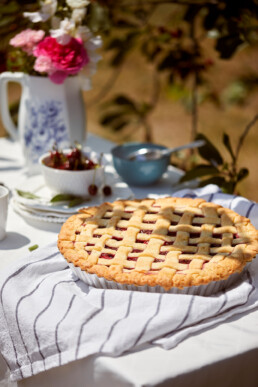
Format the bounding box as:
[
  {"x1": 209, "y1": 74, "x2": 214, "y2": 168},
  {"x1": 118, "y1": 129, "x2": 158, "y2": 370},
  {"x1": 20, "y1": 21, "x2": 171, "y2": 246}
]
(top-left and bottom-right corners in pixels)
[
  {"x1": 49, "y1": 71, "x2": 68, "y2": 84},
  {"x1": 10, "y1": 29, "x2": 45, "y2": 55},
  {"x1": 34, "y1": 55, "x2": 55, "y2": 74},
  {"x1": 34, "y1": 36, "x2": 89, "y2": 83}
]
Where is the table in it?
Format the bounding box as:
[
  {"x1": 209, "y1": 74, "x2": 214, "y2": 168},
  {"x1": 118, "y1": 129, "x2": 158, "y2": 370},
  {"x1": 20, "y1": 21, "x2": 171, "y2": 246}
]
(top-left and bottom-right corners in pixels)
[{"x1": 1, "y1": 134, "x2": 258, "y2": 387}]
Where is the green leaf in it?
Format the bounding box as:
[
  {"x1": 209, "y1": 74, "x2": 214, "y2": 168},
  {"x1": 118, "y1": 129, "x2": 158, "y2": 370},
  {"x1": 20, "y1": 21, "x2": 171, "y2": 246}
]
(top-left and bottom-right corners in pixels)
[
  {"x1": 0, "y1": 1, "x2": 20, "y2": 14},
  {"x1": 220, "y1": 181, "x2": 235, "y2": 194},
  {"x1": 68, "y1": 197, "x2": 87, "y2": 208},
  {"x1": 100, "y1": 112, "x2": 124, "y2": 126},
  {"x1": 16, "y1": 189, "x2": 40, "y2": 200},
  {"x1": 113, "y1": 95, "x2": 136, "y2": 110},
  {"x1": 198, "y1": 176, "x2": 227, "y2": 188},
  {"x1": 50, "y1": 194, "x2": 77, "y2": 203},
  {"x1": 237, "y1": 168, "x2": 249, "y2": 182},
  {"x1": 141, "y1": 41, "x2": 161, "y2": 62},
  {"x1": 109, "y1": 32, "x2": 139, "y2": 67},
  {"x1": 0, "y1": 14, "x2": 17, "y2": 27},
  {"x1": 195, "y1": 133, "x2": 223, "y2": 166},
  {"x1": 110, "y1": 48, "x2": 129, "y2": 67},
  {"x1": 158, "y1": 52, "x2": 175, "y2": 71},
  {"x1": 184, "y1": 5, "x2": 201, "y2": 22},
  {"x1": 222, "y1": 81, "x2": 247, "y2": 105},
  {"x1": 203, "y1": 6, "x2": 219, "y2": 30},
  {"x1": 106, "y1": 38, "x2": 125, "y2": 50},
  {"x1": 223, "y1": 133, "x2": 235, "y2": 161},
  {"x1": 28, "y1": 244, "x2": 39, "y2": 252},
  {"x1": 111, "y1": 119, "x2": 130, "y2": 132},
  {"x1": 115, "y1": 19, "x2": 140, "y2": 29},
  {"x1": 180, "y1": 165, "x2": 219, "y2": 183},
  {"x1": 215, "y1": 35, "x2": 244, "y2": 59}
]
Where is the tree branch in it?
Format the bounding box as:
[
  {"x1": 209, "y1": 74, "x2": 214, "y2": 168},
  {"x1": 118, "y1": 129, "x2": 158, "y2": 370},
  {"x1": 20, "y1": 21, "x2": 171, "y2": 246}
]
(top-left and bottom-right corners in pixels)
[
  {"x1": 121, "y1": 0, "x2": 218, "y2": 7},
  {"x1": 235, "y1": 114, "x2": 258, "y2": 162},
  {"x1": 190, "y1": 16, "x2": 199, "y2": 141},
  {"x1": 87, "y1": 64, "x2": 123, "y2": 107}
]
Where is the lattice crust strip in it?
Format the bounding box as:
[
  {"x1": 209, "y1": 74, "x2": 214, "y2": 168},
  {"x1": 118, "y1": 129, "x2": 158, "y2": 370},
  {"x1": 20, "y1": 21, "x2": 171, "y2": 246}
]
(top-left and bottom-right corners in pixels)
[{"x1": 58, "y1": 197, "x2": 258, "y2": 290}]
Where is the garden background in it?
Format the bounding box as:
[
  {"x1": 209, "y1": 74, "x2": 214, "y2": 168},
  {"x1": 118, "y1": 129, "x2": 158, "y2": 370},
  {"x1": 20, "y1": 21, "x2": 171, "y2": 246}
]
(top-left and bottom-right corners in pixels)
[{"x1": 0, "y1": 1, "x2": 258, "y2": 200}]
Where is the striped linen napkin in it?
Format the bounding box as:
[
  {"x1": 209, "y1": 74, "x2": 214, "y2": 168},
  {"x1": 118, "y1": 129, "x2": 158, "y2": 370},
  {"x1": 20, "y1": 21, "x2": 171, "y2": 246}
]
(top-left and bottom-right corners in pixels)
[{"x1": 1, "y1": 185, "x2": 258, "y2": 382}]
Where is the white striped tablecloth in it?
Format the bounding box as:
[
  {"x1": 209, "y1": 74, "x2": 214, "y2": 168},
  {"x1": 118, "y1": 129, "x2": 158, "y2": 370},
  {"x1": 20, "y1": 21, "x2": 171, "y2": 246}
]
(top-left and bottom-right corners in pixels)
[{"x1": 1, "y1": 185, "x2": 258, "y2": 382}]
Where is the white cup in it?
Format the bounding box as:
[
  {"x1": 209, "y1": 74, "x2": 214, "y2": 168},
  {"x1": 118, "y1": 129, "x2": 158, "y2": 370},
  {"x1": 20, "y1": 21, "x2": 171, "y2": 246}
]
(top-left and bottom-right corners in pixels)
[{"x1": 0, "y1": 185, "x2": 9, "y2": 241}]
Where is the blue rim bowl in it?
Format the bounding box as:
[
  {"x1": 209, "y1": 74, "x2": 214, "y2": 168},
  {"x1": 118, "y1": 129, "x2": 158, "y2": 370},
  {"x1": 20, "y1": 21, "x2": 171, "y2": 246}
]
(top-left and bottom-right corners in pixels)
[{"x1": 111, "y1": 142, "x2": 170, "y2": 186}]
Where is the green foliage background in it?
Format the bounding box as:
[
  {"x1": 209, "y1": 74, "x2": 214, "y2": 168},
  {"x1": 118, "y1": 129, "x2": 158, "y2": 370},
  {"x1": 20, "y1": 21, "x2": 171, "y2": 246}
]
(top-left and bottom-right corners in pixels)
[{"x1": 1, "y1": 0, "x2": 258, "y2": 194}]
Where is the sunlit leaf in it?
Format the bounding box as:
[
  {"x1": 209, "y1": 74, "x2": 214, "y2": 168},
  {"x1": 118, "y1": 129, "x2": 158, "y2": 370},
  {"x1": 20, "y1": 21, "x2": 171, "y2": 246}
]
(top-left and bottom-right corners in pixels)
[
  {"x1": 198, "y1": 176, "x2": 227, "y2": 188},
  {"x1": 220, "y1": 181, "x2": 235, "y2": 194},
  {"x1": 158, "y1": 51, "x2": 175, "y2": 71},
  {"x1": 68, "y1": 198, "x2": 87, "y2": 208},
  {"x1": 100, "y1": 112, "x2": 125, "y2": 126},
  {"x1": 113, "y1": 95, "x2": 136, "y2": 109},
  {"x1": 50, "y1": 194, "x2": 77, "y2": 203},
  {"x1": 237, "y1": 168, "x2": 249, "y2": 182},
  {"x1": 223, "y1": 133, "x2": 235, "y2": 161},
  {"x1": 215, "y1": 34, "x2": 244, "y2": 59},
  {"x1": 111, "y1": 119, "x2": 130, "y2": 132},
  {"x1": 195, "y1": 133, "x2": 223, "y2": 166},
  {"x1": 180, "y1": 165, "x2": 219, "y2": 183},
  {"x1": 203, "y1": 6, "x2": 219, "y2": 30},
  {"x1": 184, "y1": 4, "x2": 202, "y2": 22},
  {"x1": 222, "y1": 81, "x2": 247, "y2": 105},
  {"x1": 16, "y1": 189, "x2": 40, "y2": 200}
]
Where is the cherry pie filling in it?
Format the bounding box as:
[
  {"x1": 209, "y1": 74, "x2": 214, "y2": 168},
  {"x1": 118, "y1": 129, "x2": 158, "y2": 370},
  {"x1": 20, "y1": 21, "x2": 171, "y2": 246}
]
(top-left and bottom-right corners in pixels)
[{"x1": 74, "y1": 203, "x2": 245, "y2": 276}]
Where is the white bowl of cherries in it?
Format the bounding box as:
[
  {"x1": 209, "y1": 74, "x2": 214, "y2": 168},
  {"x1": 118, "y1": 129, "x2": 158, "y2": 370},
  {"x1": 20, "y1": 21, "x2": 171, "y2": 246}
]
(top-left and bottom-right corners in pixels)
[{"x1": 39, "y1": 145, "x2": 112, "y2": 198}]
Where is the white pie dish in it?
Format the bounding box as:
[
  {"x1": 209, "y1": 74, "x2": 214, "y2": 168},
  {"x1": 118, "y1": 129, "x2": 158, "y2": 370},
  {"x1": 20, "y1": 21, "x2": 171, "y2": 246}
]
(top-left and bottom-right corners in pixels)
[{"x1": 68, "y1": 262, "x2": 250, "y2": 296}]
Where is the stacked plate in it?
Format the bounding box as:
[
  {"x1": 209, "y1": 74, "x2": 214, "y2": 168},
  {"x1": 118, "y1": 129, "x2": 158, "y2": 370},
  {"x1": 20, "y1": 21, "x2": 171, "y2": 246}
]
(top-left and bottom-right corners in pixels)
[{"x1": 12, "y1": 171, "x2": 134, "y2": 224}]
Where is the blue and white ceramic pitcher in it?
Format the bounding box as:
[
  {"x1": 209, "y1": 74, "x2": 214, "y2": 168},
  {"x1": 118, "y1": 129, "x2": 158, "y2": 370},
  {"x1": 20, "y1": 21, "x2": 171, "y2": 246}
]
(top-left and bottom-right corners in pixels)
[{"x1": 0, "y1": 72, "x2": 86, "y2": 172}]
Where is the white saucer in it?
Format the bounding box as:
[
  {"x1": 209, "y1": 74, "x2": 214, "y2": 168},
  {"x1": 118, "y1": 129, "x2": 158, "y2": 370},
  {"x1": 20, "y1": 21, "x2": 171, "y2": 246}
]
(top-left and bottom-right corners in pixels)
[{"x1": 12, "y1": 171, "x2": 134, "y2": 223}]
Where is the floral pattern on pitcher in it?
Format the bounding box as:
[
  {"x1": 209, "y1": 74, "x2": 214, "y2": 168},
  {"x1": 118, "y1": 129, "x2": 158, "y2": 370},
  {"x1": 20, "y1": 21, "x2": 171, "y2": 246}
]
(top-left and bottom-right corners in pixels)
[{"x1": 24, "y1": 99, "x2": 69, "y2": 164}]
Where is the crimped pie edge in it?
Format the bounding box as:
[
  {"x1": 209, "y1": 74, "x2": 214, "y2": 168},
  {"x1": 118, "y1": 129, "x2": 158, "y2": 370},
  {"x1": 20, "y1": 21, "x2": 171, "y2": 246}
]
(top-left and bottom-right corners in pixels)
[{"x1": 58, "y1": 197, "x2": 258, "y2": 290}]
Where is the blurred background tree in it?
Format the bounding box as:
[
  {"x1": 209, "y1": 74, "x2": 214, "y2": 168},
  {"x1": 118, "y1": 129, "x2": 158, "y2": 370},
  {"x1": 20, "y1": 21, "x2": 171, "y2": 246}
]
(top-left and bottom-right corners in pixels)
[{"x1": 0, "y1": 0, "x2": 258, "y2": 196}]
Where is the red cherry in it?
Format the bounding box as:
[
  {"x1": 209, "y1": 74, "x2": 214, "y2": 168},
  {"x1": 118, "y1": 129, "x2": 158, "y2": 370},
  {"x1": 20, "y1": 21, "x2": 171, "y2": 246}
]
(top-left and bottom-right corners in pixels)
[
  {"x1": 205, "y1": 58, "x2": 214, "y2": 67},
  {"x1": 84, "y1": 159, "x2": 96, "y2": 170},
  {"x1": 103, "y1": 185, "x2": 112, "y2": 196},
  {"x1": 158, "y1": 26, "x2": 167, "y2": 34},
  {"x1": 170, "y1": 28, "x2": 183, "y2": 38},
  {"x1": 49, "y1": 150, "x2": 63, "y2": 168},
  {"x1": 88, "y1": 184, "x2": 98, "y2": 196}
]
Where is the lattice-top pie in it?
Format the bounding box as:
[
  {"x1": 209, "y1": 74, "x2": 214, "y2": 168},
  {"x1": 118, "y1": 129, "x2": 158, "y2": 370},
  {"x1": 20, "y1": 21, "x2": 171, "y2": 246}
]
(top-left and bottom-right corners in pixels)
[{"x1": 58, "y1": 197, "x2": 258, "y2": 290}]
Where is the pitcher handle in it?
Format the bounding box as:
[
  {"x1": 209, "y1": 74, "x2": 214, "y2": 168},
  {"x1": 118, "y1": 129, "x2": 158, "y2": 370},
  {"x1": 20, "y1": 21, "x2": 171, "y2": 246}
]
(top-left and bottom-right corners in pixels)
[{"x1": 0, "y1": 72, "x2": 25, "y2": 141}]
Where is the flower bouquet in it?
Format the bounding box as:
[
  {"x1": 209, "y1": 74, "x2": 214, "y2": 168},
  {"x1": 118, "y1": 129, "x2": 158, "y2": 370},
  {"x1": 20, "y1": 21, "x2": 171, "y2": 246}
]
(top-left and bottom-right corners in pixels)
[
  {"x1": 0, "y1": 0, "x2": 102, "y2": 170},
  {"x1": 8, "y1": 0, "x2": 101, "y2": 88}
]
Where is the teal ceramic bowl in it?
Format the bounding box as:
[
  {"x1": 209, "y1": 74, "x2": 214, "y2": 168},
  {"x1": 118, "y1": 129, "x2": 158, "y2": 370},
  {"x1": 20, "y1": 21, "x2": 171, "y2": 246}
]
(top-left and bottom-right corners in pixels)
[{"x1": 111, "y1": 142, "x2": 170, "y2": 186}]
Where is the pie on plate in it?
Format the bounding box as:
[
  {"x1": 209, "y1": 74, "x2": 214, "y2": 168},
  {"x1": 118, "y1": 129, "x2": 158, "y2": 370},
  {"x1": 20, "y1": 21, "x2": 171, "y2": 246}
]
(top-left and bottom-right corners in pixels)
[{"x1": 58, "y1": 197, "x2": 258, "y2": 294}]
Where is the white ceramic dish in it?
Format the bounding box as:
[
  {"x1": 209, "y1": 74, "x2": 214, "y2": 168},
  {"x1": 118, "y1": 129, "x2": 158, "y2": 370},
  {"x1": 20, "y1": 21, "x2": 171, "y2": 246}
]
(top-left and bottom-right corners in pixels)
[
  {"x1": 39, "y1": 150, "x2": 104, "y2": 197},
  {"x1": 12, "y1": 172, "x2": 134, "y2": 223},
  {"x1": 12, "y1": 199, "x2": 68, "y2": 224}
]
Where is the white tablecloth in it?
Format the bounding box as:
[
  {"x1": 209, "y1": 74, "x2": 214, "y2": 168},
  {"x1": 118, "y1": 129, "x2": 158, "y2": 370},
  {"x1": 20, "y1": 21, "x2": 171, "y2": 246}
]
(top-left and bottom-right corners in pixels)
[{"x1": 1, "y1": 134, "x2": 258, "y2": 387}]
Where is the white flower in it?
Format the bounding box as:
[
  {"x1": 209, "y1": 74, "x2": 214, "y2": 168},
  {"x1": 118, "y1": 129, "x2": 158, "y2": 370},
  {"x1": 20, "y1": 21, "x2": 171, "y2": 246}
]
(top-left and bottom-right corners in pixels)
[
  {"x1": 86, "y1": 35, "x2": 102, "y2": 50},
  {"x1": 72, "y1": 25, "x2": 102, "y2": 90},
  {"x1": 72, "y1": 8, "x2": 86, "y2": 24},
  {"x1": 66, "y1": 0, "x2": 90, "y2": 9},
  {"x1": 76, "y1": 26, "x2": 102, "y2": 48},
  {"x1": 50, "y1": 19, "x2": 75, "y2": 45},
  {"x1": 78, "y1": 75, "x2": 92, "y2": 91},
  {"x1": 76, "y1": 26, "x2": 92, "y2": 42},
  {"x1": 24, "y1": 0, "x2": 57, "y2": 23}
]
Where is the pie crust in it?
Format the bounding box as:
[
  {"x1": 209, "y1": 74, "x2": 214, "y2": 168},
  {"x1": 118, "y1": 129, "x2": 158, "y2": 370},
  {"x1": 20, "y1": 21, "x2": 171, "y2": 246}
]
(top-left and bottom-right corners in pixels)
[{"x1": 58, "y1": 197, "x2": 258, "y2": 290}]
